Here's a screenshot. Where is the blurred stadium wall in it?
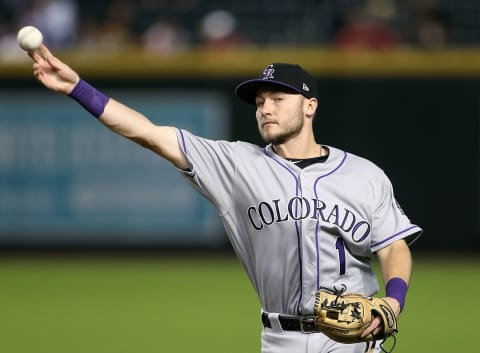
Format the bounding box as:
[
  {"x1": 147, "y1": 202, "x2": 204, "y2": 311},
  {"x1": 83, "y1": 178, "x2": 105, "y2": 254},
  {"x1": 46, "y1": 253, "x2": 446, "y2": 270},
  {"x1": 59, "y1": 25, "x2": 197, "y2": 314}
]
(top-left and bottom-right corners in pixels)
[
  {"x1": 0, "y1": 47, "x2": 478, "y2": 252},
  {"x1": 0, "y1": 0, "x2": 479, "y2": 252}
]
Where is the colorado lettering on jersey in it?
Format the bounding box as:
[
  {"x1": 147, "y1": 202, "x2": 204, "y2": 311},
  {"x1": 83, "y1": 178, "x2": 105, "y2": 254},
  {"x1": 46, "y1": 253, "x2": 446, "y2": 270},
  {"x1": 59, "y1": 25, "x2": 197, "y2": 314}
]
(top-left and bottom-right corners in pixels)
[{"x1": 247, "y1": 197, "x2": 371, "y2": 242}]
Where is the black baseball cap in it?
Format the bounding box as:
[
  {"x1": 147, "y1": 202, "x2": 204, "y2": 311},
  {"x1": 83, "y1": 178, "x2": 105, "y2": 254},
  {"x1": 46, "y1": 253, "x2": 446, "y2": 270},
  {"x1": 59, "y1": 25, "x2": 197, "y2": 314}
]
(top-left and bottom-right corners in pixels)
[{"x1": 235, "y1": 63, "x2": 318, "y2": 105}]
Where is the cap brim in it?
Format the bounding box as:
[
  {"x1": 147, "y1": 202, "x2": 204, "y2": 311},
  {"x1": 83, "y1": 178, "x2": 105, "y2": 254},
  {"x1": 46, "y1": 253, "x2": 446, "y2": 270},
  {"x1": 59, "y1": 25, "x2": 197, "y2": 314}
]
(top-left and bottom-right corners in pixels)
[{"x1": 234, "y1": 79, "x2": 304, "y2": 105}]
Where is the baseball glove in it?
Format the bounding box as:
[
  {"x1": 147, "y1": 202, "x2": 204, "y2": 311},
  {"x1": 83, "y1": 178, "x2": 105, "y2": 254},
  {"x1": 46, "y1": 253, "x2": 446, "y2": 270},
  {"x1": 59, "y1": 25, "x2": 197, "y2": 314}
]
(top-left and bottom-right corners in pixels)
[{"x1": 313, "y1": 289, "x2": 398, "y2": 345}]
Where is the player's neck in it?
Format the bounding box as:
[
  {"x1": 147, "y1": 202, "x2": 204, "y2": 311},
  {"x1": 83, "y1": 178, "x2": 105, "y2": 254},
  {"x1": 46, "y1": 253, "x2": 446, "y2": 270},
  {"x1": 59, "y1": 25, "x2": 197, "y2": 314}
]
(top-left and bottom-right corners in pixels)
[{"x1": 272, "y1": 138, "x2": 324, "y2": 160}]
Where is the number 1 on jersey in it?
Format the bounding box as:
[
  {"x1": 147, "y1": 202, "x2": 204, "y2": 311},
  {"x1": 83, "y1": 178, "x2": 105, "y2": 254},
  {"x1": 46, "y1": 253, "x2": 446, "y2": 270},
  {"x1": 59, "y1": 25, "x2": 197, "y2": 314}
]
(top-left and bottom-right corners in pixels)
[{"x1": 335, "y1": 237, "x2": 346, "y2": 276}]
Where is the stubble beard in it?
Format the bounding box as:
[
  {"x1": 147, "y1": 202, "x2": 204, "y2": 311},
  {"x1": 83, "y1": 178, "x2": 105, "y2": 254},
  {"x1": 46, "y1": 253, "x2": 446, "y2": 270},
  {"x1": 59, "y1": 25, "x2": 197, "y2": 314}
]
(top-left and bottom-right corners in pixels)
[{"x1": 261, "y1": 112, "x2": 304, "y2": 145}]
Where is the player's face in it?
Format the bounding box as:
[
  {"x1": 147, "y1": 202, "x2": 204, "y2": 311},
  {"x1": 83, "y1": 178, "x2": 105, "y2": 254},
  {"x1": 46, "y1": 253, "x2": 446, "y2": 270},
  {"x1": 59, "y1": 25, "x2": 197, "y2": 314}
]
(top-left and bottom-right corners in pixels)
[{"x1": 255, "y1": 89, "x2": 305, "y2": 145}]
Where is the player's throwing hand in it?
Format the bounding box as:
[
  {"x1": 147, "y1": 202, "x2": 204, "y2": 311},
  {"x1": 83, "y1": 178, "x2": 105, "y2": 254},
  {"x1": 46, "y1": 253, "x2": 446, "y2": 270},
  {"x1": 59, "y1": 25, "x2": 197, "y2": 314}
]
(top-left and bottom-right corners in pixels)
[{"x1": 28, "y1": 44, "x2": 79, "y2": 94}]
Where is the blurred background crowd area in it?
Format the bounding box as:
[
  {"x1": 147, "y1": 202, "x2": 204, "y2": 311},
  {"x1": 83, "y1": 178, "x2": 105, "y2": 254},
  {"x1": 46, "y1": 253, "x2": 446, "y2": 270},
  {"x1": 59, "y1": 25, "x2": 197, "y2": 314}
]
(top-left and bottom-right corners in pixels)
[{"x1": 0, "y1": 0, "x2": 479, "y2": 57}]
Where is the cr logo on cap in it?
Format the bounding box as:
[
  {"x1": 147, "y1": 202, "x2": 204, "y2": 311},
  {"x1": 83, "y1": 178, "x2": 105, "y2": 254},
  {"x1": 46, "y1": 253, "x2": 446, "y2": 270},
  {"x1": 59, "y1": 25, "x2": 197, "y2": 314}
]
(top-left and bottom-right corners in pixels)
[{"x1": 262, "y1": 64, "x2": 275, "y2": 80}]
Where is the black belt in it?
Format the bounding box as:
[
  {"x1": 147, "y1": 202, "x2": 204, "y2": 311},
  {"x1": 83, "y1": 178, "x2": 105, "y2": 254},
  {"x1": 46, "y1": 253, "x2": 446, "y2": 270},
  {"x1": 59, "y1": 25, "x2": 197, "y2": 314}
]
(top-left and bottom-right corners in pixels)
[{"x1": 261, "y1": 312, "x2": 319, "y2": 333}]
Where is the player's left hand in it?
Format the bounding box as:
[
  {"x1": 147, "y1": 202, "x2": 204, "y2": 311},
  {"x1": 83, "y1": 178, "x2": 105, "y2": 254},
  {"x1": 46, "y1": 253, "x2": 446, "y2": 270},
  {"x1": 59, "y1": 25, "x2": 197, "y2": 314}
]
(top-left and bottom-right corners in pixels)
[{"x1": 361, "y1": 297, "x2": 400, "y2": 338}]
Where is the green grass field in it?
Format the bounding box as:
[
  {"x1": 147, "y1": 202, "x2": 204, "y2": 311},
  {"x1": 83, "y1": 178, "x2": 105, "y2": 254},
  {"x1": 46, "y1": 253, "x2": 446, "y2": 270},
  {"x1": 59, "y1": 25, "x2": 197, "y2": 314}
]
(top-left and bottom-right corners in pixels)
[{"x1": 0, "y1": 252, "x2": 478, "y2": 353}]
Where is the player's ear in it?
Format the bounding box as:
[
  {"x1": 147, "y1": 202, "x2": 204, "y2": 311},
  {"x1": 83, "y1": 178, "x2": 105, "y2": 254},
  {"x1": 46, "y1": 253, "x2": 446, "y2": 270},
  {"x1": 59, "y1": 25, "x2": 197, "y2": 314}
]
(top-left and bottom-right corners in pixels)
[{"x1": 305, "y1": 97, "x2": 318, "y2": 119}]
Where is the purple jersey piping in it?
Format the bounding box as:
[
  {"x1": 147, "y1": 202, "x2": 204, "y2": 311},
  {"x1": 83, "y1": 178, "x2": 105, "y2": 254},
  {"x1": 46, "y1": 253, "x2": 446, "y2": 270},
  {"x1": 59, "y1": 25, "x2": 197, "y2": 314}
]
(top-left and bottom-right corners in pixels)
[
  {"x1": 177, "y1": 129, "x2": 196, "y2": 177},
  {"x1": 178, "y1": 129, "x2": 188, "y2": 155},
  {"x1": 370, "y1": 225, "x2": 421, "y2": 250},
  {"x1": 313, "y1": 151, "x2": 348, "y2": 289},
  {"x1": 264, "y1": 147, "x2": 304, "y2": 314}
]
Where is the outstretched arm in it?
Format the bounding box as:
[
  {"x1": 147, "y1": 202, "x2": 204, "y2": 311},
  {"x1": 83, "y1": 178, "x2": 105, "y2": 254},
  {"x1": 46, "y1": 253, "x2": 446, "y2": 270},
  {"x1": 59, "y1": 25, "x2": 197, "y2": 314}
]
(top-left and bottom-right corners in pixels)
[{"x1": 29, "y1": 44, "x2": 189, "y2": 170}]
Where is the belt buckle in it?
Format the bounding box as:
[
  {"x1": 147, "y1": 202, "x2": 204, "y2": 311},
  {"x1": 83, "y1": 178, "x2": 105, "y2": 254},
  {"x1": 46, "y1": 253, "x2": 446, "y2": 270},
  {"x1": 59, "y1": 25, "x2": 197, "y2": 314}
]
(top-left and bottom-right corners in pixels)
[{"x1": 299, "y1": 316, "x2": 317, "y2": 333}]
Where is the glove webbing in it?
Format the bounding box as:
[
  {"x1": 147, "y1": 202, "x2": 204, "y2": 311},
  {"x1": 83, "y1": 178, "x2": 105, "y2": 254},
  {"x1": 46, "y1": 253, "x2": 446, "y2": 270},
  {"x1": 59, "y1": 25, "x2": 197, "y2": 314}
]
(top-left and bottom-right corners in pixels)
[{"x1": 365, "y1": 335, "x2": 397, "y2": 353}]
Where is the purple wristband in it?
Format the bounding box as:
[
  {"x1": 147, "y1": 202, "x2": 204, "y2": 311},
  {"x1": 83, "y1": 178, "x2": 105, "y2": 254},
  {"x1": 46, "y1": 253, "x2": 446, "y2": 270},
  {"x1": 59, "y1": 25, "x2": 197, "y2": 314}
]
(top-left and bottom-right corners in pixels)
[
  {"x1": 68, "y1": 79, "x2": 109, "y2": 118},
  {"x1": 386, "y1": 277, "x2": 408, "y2": 312}
]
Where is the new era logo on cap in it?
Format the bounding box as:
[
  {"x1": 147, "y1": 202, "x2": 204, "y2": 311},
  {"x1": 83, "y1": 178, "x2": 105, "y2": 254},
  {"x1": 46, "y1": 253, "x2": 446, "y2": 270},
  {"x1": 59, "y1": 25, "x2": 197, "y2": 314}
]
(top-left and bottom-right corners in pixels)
[{"x1": 235, "y1": 63, "x2": 318, "y2": 105}]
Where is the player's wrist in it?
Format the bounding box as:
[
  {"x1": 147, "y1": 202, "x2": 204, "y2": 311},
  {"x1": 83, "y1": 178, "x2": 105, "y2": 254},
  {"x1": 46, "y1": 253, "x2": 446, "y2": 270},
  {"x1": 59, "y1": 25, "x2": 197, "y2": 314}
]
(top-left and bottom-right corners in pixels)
[
  {"x1": 383, "y1": 296, "x2": 401, "y2": 317},
  {"x1": 68, "y1": 78, "x2": 110, "y2": 118},
  {"x1": 385, "y1": 277, "x2": 408, "y2": 312},
  {"x1": 66, "y1": 76, "x2": 80, "y2": 95}
]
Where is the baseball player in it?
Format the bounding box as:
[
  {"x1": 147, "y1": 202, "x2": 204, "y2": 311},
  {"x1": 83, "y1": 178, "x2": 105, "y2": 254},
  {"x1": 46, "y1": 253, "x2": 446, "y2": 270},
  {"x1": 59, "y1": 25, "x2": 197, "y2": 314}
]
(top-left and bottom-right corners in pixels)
[{"x1": 28, "y1": 45, "x2": 422, "y2": 353}]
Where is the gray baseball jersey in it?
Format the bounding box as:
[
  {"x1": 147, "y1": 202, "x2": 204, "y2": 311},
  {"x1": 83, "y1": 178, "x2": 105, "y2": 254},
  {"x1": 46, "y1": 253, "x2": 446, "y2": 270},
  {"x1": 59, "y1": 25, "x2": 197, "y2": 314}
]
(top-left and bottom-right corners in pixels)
[{"x1": 176, "y1": 129, "x2": 422, "y2": 316}]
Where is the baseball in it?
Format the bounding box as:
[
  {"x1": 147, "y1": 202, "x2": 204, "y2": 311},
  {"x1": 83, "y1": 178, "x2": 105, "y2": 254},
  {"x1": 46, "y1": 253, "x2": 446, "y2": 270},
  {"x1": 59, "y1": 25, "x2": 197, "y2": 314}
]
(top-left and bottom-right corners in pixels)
[{"x1": 17, "y1": 26, "x2": 43, "y2": 51}]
